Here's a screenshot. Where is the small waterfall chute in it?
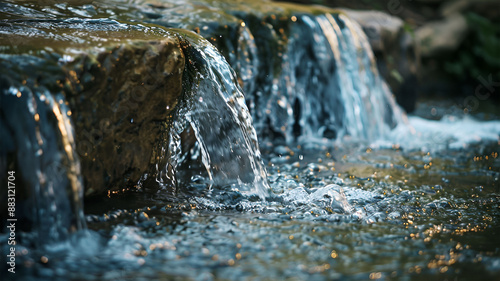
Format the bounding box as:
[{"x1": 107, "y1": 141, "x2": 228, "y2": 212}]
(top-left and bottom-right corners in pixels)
[
  {"x1": 0, "y1": 55, "x2": 86, "y2": 245},
  {"x1": 244, "y1": 12, "x2": 407, "y2": 143},
  {"x1": 156, "y1": 31, "x2": 270, "y2": 199}
]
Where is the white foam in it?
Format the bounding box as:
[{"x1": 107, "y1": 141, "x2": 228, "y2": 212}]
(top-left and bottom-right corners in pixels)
[{"x1": 373, "y1": 115, "x2": 500, "y2": 151}]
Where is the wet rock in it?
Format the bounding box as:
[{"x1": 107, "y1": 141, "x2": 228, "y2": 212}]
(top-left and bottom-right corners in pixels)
[
  {"x1": 1, "y1": 21, "x2": 184, "y2": 197},
  {"x1": 70, "y1": 37, "x2": 184, "y2": 196},
  {"x1": 0, "y1": 14, "x2": 185, "y2": 240},
  {"x1": 138, "y1": 212, "x2": 150, "y2": 222},
  {"x1": 0, "y1": 54, "x2": 84, "y2": 239}
]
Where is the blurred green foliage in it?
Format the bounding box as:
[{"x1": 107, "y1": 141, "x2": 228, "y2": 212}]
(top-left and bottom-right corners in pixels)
[{"x1": 444, "y1": 12, "x2": 500, "y2": 82}]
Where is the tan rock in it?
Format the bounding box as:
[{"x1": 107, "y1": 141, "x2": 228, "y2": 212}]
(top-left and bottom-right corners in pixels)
[
  {"x1": 441, "y1": 0, "x2": 500, "y2": 19},
  {"x1": 339, "y1": 9, "x2": 404, "y2": 52},
  {"x1": 415, "y1": 13, "x2": 469, "y2": 57}
]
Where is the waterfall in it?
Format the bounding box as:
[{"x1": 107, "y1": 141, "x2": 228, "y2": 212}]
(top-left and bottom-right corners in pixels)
[
  {"x1": 156, "y1": 31, "x2": 270, "y2": 199},
  {"x1": 131, "y1": 0, "x2": 405, "y2": 141},
  {"x1": 0, "y1": 55, "x2": 86, "y2": 245},
  {"x1": 152, "y1": 11, "x2": 408, "y2": 199},
  {"x1": 1, "y1": 0, "x2": 408, "y2": 245},
  {"x1": 233, "y1": 13, "x2": 406, "y2": 142}
]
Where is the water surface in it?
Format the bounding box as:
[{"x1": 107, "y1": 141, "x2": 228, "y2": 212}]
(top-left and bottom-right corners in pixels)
[{"x1": 8, "y1": 104, "x2": 500, "y2": 281}]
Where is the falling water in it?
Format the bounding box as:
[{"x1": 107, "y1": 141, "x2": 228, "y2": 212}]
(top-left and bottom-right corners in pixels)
[
  {"x1": 145, "y1": 8, "x2": 414, "y2": 238},
  {"x1": 2, "y1": 1, "x2": 500, "y2": 280},
  {"x1": 131, "y1": 0, "x2": 407, "y2": 142},
  {"x1": 245, "y1": 12, "x2": 406, "y2": 142},
  {"x1": 156, "y1": 31, "x2": 270, "y2": 199},
  {"x1": 0, "y1": 56, "x2": 86, "y2": 244}
]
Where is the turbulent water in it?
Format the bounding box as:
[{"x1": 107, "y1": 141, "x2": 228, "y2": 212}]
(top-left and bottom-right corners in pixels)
[
  {"x1": 6, "y1": 108, "x2": 500, "y2": 280},
  {"x1": 1, "y1": 0, "x2": 500, "y2": 280}
]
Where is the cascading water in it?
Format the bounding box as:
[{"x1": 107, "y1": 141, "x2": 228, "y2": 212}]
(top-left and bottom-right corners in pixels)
[
  {"x1": 157, "y1": 31, "x2": 270, "y2": 199},
  {"x1": 152, "y1": 10, "x2": 407, "y2": 200},
  {"x1": 246, "y1": 12, "x2": 406, "y2": 142},
  {"x1": 133, "y1": 0, "x2": 406, "y2": 142},
  {"x1": 0, "y1": 56, "x2": 86, "y2": 244},
  {"x1": 2, "y1": 1, "x2": 500, "y2": 280}
]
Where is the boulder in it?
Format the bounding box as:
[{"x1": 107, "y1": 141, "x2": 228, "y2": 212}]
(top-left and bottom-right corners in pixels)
[
  {"x1": 0, "y1": 16, "x2": 185, "y2": 238},
  {"x1": 68, "y1": 37, "x2": 184, "y2": 197},
  {"x1": 338, "y1": 9, "x2": 404, "y2": 53},
  {"x1": 441, "y1": 0, "x2": 500, "y2": 20},
  {"x1": 415, "y1": 13, "x2": 469, "y2": 57}
]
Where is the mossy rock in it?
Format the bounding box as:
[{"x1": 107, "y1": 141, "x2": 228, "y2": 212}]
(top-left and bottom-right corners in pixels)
[{"x1": 0, "y1": 16, "x2": 185, "y2": 236}]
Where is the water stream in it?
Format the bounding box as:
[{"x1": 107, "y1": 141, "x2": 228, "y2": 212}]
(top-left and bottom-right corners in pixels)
[
  {"x1": 0, "y1": 55, "x2": 86, "y2": 245},
  {"x1": 157, "y1": 30, "x2": 269, "y2": 199}
]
